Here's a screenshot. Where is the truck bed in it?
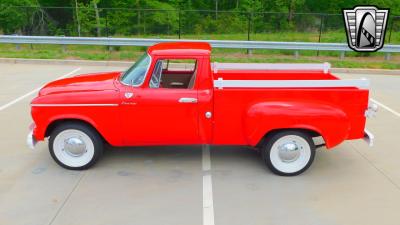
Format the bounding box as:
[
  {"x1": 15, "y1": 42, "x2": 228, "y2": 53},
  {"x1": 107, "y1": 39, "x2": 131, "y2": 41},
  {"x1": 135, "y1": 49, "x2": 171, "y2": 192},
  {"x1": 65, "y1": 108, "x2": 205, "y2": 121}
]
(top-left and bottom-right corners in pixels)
[{"x1": 210, "y1": 63, "x2": 369, "y2": 148}]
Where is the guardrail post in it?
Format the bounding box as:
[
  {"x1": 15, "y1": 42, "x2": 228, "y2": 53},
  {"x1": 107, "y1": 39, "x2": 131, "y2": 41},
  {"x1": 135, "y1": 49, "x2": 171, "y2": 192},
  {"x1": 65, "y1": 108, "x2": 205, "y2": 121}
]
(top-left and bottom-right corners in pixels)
[
  {"x1": 294, "y1": 50, "x2": 299, "y2": 59},
  {"x1": 108, "y1": 36, "x2": 113, "y2": 52},
  {"x1": 340, "y1": 51, "x2": 345, "y2": 60},
  {"x1": 385, "y1": 53, "x2": 391, "y2": 61},
  {"x1": 61, "y1": 35, "x2": 67, "y2": 52},
  {"x1": 15, "y1": 44, "x2": 20, "y2": 51}
]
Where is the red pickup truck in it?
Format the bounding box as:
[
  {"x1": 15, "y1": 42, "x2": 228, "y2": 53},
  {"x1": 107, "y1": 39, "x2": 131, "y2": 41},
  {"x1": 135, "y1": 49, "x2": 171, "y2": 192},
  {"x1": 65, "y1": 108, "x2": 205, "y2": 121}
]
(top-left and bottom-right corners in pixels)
[{"x1": 27, "y1": 42, "x2": 377, "y2": 176}]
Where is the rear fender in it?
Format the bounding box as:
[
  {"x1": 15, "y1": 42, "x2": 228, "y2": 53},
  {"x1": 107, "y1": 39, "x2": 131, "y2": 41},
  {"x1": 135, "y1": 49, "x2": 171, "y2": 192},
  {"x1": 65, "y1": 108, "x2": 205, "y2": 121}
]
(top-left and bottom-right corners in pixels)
[{"x1": 244, "y1": 101, "x2": 350, "y2": 149}]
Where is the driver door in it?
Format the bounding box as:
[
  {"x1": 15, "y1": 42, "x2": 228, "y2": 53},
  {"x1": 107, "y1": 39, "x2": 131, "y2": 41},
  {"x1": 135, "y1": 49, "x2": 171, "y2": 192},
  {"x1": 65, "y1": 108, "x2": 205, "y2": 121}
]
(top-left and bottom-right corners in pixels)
[{"x1": 121, "y1": 57, "x2": 200, "y2": 145}]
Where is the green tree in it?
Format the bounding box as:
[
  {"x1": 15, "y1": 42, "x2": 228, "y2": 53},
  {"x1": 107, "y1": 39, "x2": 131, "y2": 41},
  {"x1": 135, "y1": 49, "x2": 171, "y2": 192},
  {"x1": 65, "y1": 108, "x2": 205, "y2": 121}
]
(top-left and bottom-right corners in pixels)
[{"x1": 0, "y1": 0, "x2": 39, "y2": 34}]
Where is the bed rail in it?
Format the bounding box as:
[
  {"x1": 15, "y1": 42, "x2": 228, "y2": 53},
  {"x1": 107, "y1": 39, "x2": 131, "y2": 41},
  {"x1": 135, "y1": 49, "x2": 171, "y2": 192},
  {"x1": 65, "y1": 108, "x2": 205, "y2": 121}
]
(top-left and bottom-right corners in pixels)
[
  {"x1": 212, "y1": 62, "x2": 331, "y2": 74},
  {"x1": 213, "y1": 77, "x2": 370, "y2": 89}
]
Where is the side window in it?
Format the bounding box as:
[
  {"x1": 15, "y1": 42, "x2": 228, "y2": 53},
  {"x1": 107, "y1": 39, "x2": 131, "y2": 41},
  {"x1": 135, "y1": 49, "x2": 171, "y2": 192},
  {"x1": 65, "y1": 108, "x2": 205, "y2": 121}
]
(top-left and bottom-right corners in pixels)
[{"x1": 149, "y1": 59, "x2": 198, "y2": 89}]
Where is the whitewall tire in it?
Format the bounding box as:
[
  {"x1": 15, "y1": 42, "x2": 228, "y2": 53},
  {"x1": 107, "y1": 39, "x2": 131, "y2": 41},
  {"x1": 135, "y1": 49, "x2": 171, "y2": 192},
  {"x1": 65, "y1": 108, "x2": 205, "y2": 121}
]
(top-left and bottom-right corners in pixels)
[
  {"x1": 262, "y1": 131, "x2": 315, "y2": 176},
  {"x1": 49, "y1": 123, "x2": 103, "y2": 170}
]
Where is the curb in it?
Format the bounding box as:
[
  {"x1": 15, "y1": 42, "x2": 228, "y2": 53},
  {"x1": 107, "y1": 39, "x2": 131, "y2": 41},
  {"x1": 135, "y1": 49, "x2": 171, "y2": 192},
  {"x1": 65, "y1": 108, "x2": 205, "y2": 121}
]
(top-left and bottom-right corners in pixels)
[
  {"x1": 1, "y1": 58, "x2": 399, "y2": 75},
  {"x1": 331, "y1": 68, "x2": 400, "y2": 75},
  {"x1": 0, "y1": 58, "x2": 132, "y2": 67}
]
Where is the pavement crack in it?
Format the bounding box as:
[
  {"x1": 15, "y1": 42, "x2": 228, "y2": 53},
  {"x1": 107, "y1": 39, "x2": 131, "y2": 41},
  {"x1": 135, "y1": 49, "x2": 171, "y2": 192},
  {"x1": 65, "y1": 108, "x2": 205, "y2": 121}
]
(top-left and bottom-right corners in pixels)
[
  {"x1": 48, "y1": 171, "x2": 86, "y2": 225},
  {"x1": 350, "y1": 143, "x2": 400, "y2": 191}
]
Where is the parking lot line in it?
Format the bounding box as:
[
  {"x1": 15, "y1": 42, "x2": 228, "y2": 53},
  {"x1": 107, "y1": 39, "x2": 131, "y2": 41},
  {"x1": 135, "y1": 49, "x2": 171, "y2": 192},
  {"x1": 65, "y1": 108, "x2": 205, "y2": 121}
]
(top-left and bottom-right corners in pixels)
[
  {"x1": 350, "y1": 143, "x2": 400, "y2": 191},
  {"x1": 371, "y1": 98, "x2": 400, "y2": 118},
  {"x1": 202, "y1": 145, "x2": 215, "y2": 225},
  {"x1": 0, "y1": 67, "x2": 81, "y2": 112},
  {"x1": 47, "y1": 172, "x2": 86, "y2": 225}
]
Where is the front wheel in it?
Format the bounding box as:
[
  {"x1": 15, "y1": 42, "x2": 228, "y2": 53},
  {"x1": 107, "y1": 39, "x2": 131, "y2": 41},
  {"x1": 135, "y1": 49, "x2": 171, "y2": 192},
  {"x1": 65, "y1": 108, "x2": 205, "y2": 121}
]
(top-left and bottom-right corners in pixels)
[
  {"x1": 262, "y1": 131, "x2": 315, "y2": 176},
  {"x1": 49, "y1": 123, "x2": 103, "y2": 170}
]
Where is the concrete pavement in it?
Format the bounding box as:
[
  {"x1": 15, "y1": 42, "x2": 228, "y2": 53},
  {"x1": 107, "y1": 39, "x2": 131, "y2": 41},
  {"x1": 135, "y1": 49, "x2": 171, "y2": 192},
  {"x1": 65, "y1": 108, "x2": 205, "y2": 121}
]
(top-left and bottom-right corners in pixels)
[{"x1": 0, "y1": 63, "x2": 399, "y2": 225}]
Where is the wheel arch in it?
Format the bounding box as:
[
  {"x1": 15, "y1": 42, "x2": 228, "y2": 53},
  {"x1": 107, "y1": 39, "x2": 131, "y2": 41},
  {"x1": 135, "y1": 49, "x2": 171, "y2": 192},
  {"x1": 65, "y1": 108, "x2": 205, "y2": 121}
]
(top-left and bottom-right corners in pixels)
[
  {"x1": 256, "y1": 128, "x2": 322, "y2": 148},
  {"x1": 244, "y1": 101, "x2": 350, "y2": 149},
  {"x1": 45, "y1": 118, "x2": 108, "y2": 144}
]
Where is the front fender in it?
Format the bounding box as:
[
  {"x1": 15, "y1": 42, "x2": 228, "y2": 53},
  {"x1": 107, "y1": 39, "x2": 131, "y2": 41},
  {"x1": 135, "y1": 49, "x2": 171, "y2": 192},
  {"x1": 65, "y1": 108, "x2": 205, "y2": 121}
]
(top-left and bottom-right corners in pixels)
[
  {"x1": 244, "y1": 101, "x2": 350, "y2": 148},
  {"x1": 31, "y1": 107, "x2": 122, "y2": 146},
  {"x1": 34, "y1": 113, "x2": 96, "y2": 139}
]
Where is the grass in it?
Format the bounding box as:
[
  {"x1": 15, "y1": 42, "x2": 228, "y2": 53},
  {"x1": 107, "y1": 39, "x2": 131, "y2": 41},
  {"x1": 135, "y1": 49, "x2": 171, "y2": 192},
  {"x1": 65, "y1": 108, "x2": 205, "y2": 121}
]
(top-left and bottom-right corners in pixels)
[
  {"x1": 120, "y1": 30, "x2": 400, "y2": 43},
  {"x1": 1, "y1": 31, "x2": 400, "y2": 69}
]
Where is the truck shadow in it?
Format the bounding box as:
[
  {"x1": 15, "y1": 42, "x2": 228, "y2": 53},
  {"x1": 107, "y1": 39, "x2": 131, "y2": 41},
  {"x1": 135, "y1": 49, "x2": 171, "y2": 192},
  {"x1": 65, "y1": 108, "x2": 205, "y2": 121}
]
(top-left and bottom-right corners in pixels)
[
  {"x1": 100, "y1": 144, "x2": 264, "y2": 171},
  {"x1": 97, "y1": 144, "x2": 334, "y2": 177}
]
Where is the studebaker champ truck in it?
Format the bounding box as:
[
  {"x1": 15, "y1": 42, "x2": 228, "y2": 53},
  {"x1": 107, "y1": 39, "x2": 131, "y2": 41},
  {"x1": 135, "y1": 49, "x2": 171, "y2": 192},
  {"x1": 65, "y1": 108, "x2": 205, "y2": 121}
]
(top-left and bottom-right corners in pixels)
[{"x1": 27, "y1": 42, "x2": 377, "y2": 176}]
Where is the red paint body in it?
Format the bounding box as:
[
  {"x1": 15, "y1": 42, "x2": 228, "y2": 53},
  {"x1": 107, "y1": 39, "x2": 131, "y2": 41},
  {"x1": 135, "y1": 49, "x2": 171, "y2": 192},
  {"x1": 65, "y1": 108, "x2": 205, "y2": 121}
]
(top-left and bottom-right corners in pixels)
[{"x1": 30, "y1": 42, "x2": 369, "y2": 149}]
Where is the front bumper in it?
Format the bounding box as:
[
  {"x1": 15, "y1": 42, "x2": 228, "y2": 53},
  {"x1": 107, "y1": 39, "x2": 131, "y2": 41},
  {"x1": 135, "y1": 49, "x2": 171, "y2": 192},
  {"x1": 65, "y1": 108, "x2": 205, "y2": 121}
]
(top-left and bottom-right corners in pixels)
[
  {"x1": 363, "y1": 129, "x2": 374, "y2": 147},
  {"x1": 27, "y1": 126, "x2": 37, "y2": 150}
]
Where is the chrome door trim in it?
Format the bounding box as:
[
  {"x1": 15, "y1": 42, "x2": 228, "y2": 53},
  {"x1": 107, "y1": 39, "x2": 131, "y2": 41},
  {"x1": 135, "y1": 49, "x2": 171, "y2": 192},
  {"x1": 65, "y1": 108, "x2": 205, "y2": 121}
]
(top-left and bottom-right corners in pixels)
[
  {"x1": 31, "y1": 104, "x2": 119, "y2": 107},
  {"x1": 178, "y1": 98, "x2": 198, "y2": 103}
]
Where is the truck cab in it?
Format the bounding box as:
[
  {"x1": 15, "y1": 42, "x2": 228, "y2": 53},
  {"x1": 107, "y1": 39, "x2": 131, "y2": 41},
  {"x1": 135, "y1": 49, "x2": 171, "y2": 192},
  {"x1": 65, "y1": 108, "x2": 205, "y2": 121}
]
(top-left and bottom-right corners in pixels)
[{"x1": 115, "y1": 42, "x2": 213, "y2": 146}]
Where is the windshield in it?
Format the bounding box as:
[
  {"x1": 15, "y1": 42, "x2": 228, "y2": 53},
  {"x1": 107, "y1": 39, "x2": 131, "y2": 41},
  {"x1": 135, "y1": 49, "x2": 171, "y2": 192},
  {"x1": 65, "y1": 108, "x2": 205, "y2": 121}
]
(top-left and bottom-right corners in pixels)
[{"x1": 120, "y1": 53, "x2": 151, "y2": 86}]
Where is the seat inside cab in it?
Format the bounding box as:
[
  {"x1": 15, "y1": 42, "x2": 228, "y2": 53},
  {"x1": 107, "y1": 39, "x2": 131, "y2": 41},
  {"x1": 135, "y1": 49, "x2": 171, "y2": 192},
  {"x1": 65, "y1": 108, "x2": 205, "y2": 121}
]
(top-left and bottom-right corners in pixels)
[{"x1": 159, "y1": 59, "x2": 197, "y2": 89}]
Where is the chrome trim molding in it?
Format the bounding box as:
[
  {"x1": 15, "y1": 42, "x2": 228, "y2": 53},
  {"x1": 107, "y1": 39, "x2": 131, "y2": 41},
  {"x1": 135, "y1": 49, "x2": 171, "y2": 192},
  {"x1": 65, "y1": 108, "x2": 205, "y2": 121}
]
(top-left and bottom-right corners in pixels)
[
  {"x1": 214, "y1": 78, "x2": 370, "y2": 89},
  {"x1": 31, "y1": 104, "x2": 119, "y2": 107},
  {"x1": 27, "y1": 130, "x2": 37, "y2": 150},
  {"x1": 178, "y1": 97, "x2": 198, "y2": 103},
  {"x1": 363, "y1": 129, "x2": 374, "y2": 147},
  {"x1": 365, "y1": 100, "x2": 379, "y2": 118},
  {"x1": 213, "y1": 62, "x2": 331, "y2": 74}
]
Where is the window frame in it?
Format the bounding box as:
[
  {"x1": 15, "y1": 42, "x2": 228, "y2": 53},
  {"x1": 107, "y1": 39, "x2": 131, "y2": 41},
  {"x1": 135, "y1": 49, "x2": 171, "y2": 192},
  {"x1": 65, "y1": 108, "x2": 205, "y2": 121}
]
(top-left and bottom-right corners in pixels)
[
  {"x1": 120, "y1": 53, "x2": 152, "y2": 87},
  {"x1": 148, "y1": 58, "x2": 198, "y2": 90}
]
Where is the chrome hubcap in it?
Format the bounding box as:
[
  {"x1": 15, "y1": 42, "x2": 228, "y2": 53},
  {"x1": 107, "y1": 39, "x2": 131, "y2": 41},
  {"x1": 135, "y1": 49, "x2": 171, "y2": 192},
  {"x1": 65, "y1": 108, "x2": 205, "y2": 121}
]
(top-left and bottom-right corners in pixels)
[
  {"x1": 278, "y1": 142, "x2": 301, "y2": 163},
  {"x1": 63, "y1": 137, "x2": 86, "y2": 157}
]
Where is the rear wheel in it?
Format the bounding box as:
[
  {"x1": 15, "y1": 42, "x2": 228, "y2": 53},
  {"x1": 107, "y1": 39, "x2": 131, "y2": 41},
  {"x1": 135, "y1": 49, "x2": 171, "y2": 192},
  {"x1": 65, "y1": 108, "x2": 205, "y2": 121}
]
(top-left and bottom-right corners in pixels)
[
  {"x1": 49, "y1": 123, "x2": 103, "y2": 170},
  {"x1": 262, "y1": 131, "x2": 315, "y2": 176}
]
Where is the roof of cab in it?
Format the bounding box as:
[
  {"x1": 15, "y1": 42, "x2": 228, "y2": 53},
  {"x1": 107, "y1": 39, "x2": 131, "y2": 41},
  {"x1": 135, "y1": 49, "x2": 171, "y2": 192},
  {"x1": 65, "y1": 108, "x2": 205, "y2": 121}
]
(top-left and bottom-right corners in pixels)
[{"x1": 148, "y1": 42, "x2": 211, "y2": 56}]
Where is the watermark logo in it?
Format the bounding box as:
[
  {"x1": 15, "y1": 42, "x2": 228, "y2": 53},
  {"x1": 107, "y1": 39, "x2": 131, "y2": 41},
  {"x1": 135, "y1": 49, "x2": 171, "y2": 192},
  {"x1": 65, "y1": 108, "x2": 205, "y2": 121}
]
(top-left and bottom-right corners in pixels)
[{"x1": 343, "y1": 6, "x2": 389, "y2": 52}]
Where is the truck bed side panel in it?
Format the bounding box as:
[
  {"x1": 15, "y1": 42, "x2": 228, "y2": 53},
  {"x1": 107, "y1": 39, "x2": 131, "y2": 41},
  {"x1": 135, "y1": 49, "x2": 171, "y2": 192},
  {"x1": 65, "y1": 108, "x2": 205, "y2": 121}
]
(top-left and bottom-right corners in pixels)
[{"x1": 212, "y1": 88, "x2": 369, "y2": 148}]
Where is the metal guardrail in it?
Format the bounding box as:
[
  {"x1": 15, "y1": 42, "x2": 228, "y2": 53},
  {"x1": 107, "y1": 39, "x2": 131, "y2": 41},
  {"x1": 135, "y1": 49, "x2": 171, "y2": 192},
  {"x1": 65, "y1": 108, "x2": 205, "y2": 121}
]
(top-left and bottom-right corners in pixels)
[{"x1": 1, "y1": 35, "x2": 400, "y2": 53}]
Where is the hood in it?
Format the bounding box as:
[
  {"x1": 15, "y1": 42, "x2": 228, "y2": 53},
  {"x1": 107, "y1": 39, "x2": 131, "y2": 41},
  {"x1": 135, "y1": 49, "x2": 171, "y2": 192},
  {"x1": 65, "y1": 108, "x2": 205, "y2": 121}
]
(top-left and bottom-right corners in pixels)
[{"x1": 39, "y1": 71, "x2": 122, "y2": 96}]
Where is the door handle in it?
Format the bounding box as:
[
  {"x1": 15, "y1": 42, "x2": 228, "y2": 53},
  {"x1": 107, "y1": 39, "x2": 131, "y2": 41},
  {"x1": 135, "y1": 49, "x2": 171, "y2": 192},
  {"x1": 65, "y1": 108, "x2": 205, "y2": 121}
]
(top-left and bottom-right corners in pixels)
[{"x1": 178, "y1": 97, "x2": 198, "y2": 103}]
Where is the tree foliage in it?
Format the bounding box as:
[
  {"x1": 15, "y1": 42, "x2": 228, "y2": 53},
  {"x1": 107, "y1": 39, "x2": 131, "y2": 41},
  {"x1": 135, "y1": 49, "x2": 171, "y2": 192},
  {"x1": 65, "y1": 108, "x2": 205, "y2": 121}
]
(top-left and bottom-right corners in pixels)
[{"x1": 0, "y1": 0, "x2": 399, "y2": 36}]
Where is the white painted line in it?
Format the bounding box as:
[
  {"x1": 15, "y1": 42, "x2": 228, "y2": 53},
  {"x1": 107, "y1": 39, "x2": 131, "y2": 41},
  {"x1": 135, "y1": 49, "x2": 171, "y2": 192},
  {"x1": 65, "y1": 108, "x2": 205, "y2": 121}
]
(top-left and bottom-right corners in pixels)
[
  {"x1": 202, "y1": 144, "x2": 212, "y2": 171},
  {"x1": 0, "y1": 68, "x2": 81, "y2": 111},
  {"x1": 371, "y1": 98, "x2": 400, "y2": 118},
  {"x1": 202, "y1": 145, "x2": 215, "y2": 225}
]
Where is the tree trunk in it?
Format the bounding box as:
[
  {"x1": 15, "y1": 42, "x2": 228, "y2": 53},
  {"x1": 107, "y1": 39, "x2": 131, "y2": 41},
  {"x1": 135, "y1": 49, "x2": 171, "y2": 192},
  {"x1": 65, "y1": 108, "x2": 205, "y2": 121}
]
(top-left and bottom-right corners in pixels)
[
  {"x1": 93, "y1": 1, "x2": 101, "y2": 37},
  {"x1": 215, "y1": 0, "x2": 218, "y2": 19},
  {"x1": 74, "y1": 0, "x2": 81, "y2": 36},
  {"x1": 137, "y1": 0, "x2": 141, "y2": 35},
  {"x1": 287, "y1": 0, "x2": 295, "y2": 23}
]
